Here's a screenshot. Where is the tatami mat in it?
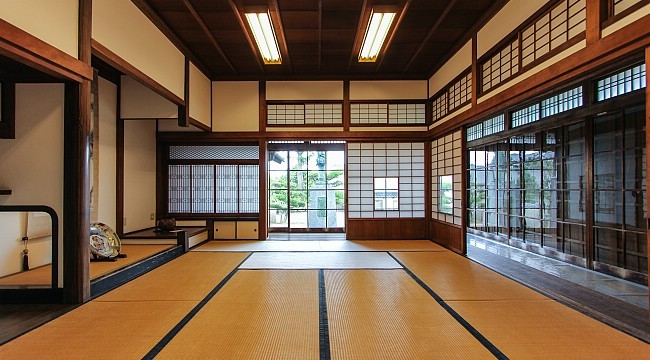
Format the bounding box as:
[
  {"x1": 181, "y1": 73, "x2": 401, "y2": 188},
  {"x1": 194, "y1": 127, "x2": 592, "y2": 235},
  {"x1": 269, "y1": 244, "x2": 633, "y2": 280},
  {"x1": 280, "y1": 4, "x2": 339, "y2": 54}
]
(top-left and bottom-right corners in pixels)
[
  {"x1": 392, "y1": 251, "x2": 546, "y2": 301},
  {"x1": 0, "y1": 244, "x2": 174, "y2": 287},
  {"x1": 194, "y1": 240, "x2": 446, "y2": 252},
  {"x1": 155, "y1": 270, "x2": 320, "y2": 360},
  {"x1": 449, "y1": 299, "x2": 650, "y2": 358},
  {"x1": 240, "y1": 251, "x2": 402, "y2": 269},
  {"x1": 0, "y1": 300, "x2": 197, "y2": 359},
  {"x1": 98, "y1": 252, "x2": 248, "y2": 302},
  {"x1": 325, "y1": 270, "x2": 494, "y2": 359}
]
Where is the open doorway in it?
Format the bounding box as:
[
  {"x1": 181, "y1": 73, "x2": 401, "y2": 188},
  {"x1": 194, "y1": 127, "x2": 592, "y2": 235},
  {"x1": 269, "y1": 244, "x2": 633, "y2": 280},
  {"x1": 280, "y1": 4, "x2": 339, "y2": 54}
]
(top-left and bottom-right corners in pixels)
[{"x1": 268, "y1": 142, "x2": 345, "y2": 233}]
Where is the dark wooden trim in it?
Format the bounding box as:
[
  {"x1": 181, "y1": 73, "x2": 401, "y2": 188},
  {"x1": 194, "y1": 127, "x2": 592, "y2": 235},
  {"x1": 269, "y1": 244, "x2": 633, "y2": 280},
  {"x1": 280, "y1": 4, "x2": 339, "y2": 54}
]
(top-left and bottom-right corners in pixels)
[
  {"x1": 116, "y1": 96, "x2": 124, "y2": 238},
  {"x1": 348, "y1": 0, "x2": 370, "y2": 71},
  {"x1": 424, "y1": 140, "x2": 432, "y2": 240},
  {"x1": 131, "y1": 0, "x2": 212, "y2": 79},
  {"x1": 431, "y1": 13, "x2": 650, "y2": 138},
  {"x1": 188, "y1": 117, "x2": 211, "y2": 132},
  {"x1": 89, "y1": 246, "x2": 183, "y2": 298},
  {"x1": 259, "y1": 139, "x2": 268, "y2": 240},
  {"x1": 178, "y1": 57, "x2": 189, "y2": 128},
  {"x1": 227, "y1": 0, "x2": 263, "y2": 72},
  {"x1": 158, "y1": 130, "x2": 429, "y2": 142},
  {"x1": 266, "y1": 100, "x2": 343, "y2": 105},
  {"x1": 0, "y1": 190, "x2": 12, "y2": 195},
  {"x1": 63, "y1": 81, "x2": 91, "y2": 304},
  {"x1": 259, "y1": 81, "x2": 267, "y2": 133},
  {"x1": 646, "y1": 46, "x2": 650, "y2": 288},
  {"x1": 0, "y1": 81, "x2": 16, "y2": 139},
  {"x1": 403, "y1": 0, "x2": 457, "y2": 74},
  {"x1": 91, "y1": 39, "x2": 184, "y2": 106},
  {"x1": 156, "y1": 135, "x2": 164, "y2": 221},
  {"x1": 430, "y1": 218, "x2": 463, "y2": 253},
  {"x1": 460, "y1": 127, "x2": 468, "y2": 255},
  {"x1": 343, "y1": 80, "x2": 351, "y2": 132},
  {"x1": 602, "y1": 0, "x2": 650, "y2": 27},
  {"x1": 183, "y1": 0, "x2": 237, "y2": 74},
  {"x1": 347, "y1": 218, "x2": 426, "y2": 240},
  {"x1": 586, "y1": 0, "x2": 606, "y2": 45},
  {"x1": 376, "y1": 0, "x2": 412, "y2": 71},
  {"x1": 0, "y1": 19, "x2": 93, "y2": 83},
  {"x1": 269, "y1": 0, "x2": 292, "y2": 71}
]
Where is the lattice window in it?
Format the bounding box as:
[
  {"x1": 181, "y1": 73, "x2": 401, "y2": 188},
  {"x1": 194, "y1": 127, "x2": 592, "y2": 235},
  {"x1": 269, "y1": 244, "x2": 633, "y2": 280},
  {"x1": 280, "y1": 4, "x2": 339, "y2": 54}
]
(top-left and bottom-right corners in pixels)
[
  {"x1": 216, "y1": 165, "x2": 238, "y2": 213},
  {"x1": 467, "y1": 123, "x2": 483, "y2": 142},
  {"x1": 431, "y1": 131, "x2": 462, "y2": 225},
  {"x1": 482, "y1": 40, "x2": 519, "y2": 92},
  {"x1": 522, "y1": 0, "x2": 586, "y2": 68},
  {"x1": 481, "y1": 0, "x2": 585, "y2": 93},
  {"x1": 448, "y1": 72, "x2": 472, "y2": 111},
  {"x1": 350, "y1": 103, "x2": 388, "y2": 124},
  {"x1": 347, "y1": 142, "x2": 425, "y2": 218},
  {"x1": 512, "y1": 104, "x2": 540, "y2": 128},
  {"x1": 168, "y1": 165, "x2": 191, "y2": 213},
  {"x1": 169, "y1": 146, "x2": 259, "y2": 160},
  {"x1": 541, "y1": 86, "x2": 583, "y2": 117},
  {"x1": 432, "y1": 93, "x2": 448, "y2": 122},
  {"x1": 388, "y1": 103, "x2": 426, "y2": 124},
  {"x1": 467, "y1": 114, "x2": 506, "y2": 142},
  {"x1": 191, "y1": 165, "x2": 214, "y2": 213},
  {"x1": 596, "y1": 63, "x2": 646, "y2": 101},
  {"x1": 613, "y1": 0, "x2": 645, "y2": 16},
  {"x1": 484, "y1": 115, "x2": 505, "y2": 136},
  {"x1": 351, "y1": 102, "x2": 426, "y2": 125},
  {"x1": 268, "y1": 103, "x2": 343, "y2": 125},
  {"x1": 239, "y1": 165, "x2": 260, "y2": 213}
]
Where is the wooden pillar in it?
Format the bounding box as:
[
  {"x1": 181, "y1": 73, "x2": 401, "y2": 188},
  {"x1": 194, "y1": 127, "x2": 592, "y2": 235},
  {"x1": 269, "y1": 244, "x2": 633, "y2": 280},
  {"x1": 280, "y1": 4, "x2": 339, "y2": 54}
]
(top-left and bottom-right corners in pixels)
[
  {"x1": 63, "y1": 0, "x2": 92, "y2": 304},
  {"x1": 259, "y1": 139, "x2": 268, "y2": 240},
  {"x1": 586, "y1": 0, "x2": 606, "y2": 45},
  {"x1": 178, "y1": 57, "x2": 189, "y2": 127},
  {"x1": 259, "y1": 81, "x2": 266, "y2": 133},
  {"x1": 343, "y1": 80, "x2": 350, "y2": 132},
  {"x1": 645, "y1": 47, "x2": 650, "y2": 290}
]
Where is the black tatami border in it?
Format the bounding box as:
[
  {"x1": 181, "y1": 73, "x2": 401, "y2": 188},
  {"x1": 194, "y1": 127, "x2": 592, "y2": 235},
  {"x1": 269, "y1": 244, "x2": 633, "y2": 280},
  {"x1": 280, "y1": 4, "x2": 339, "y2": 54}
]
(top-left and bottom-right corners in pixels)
[
  {"x1": 387, "y1": 252, "x2": 509, "y2": 360},
  {"x1": 141, "y1": 253, "x2": 253, "y2": 360},
  {"x1": 318, "y1": 269, "x2": 332, "y2": 360}
]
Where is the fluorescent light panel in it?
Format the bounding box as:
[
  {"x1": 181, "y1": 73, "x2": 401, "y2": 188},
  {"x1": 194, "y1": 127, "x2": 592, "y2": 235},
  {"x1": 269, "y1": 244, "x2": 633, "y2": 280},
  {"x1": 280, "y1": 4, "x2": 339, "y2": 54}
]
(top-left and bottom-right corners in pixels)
[
  {"x1": 359, "y1": 12, "x2": 395, "y2": 62},
  {"x1": 245, "y1": 12, "x2": 281, "y2": 64}
]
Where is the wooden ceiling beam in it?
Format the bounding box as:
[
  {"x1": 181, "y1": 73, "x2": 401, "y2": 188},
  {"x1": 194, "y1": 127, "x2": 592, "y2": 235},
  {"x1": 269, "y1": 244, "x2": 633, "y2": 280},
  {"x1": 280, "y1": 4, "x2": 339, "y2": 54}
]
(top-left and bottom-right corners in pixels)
[
  {"x1": 401, "y1": 0, "x2": 458, "y2": 74},
  {"x1": 182, "y1": 0, "x2": 238, "y2": 74},
  {"x1": 228, "y1": 0, "x2": 265, "y2": 72},
  {"x1": 375, "y1": 0, "x2": 412, "y2": 71}
]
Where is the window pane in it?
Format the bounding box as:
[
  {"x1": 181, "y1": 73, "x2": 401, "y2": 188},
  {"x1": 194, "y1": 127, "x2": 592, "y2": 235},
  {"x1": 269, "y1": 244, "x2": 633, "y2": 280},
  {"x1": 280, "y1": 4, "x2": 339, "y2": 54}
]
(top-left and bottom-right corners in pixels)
[{"x1": 439, "y1": 175, "x2": 453, "y2": 214}]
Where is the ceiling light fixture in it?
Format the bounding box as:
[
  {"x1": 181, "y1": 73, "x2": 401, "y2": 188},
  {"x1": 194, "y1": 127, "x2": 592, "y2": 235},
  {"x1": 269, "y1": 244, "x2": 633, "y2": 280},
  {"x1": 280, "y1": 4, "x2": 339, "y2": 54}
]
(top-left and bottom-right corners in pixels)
[
  {"x1": 358, "y1": 11, "x2": 396, "y2": 62},
  {"x1": 245, "y1": 12, "x2": 282, "y2": 64}
]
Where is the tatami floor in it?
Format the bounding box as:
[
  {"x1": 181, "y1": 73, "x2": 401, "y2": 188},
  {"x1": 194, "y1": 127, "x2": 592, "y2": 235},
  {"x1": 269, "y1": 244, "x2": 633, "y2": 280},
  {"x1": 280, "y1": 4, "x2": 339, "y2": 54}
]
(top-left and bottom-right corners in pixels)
[{"x1": 0, "y1": 240, "x2": 647, "y2": 359}]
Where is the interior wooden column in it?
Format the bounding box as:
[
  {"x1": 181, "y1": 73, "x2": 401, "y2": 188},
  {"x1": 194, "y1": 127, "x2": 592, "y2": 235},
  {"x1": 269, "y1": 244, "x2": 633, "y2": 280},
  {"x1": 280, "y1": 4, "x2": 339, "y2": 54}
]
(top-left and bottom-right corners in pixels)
[
  {"x1": 586, "y1": 0, "x2": 604, "y2": 45},
  {"x1": 259, "y1": 139, "x2": 268, "y2": 240},
  {"x1": 63, "y1": 0, "x2": 92, "y2": 304},
  {"x1": 645, "y1": 47, "x2": 650, "y2": 293}
]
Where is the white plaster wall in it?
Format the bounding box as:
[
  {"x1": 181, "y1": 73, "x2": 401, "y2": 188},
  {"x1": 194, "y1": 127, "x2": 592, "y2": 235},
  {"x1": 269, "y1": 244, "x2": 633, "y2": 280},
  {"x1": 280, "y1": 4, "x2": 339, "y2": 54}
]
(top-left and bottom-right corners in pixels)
[
  {"x1": 189, "y1": 62, "x2": 212, "y2": 129},
  {"x1": 350, "y1": 81, "x2": 427, "y2": 100},
  {"x1": 0, "y1": 0, "x2": 79, "y2": 58},
  {"x1": 97, "y1": 77, "x2": 117, "y2": 229},
  {"x1": 212, "y1": 82, "x2": 259, "y2": 132},
  {"x1": 477, "y1": 0, "x2": 548, "y2": 58},
  {"x1": 0, "y1": 84, "x2": 64, "y2": 278},
  {"x1": 121, "y1": 76, "x2": 177, "y2": 119},
  {"x1": 93, "y1": 0, "x2": 185, "y2": 99},
  {"x1": 428, "y1": 40, "x2": 472, "y2": 97},
  {"x1": 123, "y1": 120, "x2": 156, "y2": 233},
  {"x1": 266, "y1": 81, "x2": 344, "y2": 100}
]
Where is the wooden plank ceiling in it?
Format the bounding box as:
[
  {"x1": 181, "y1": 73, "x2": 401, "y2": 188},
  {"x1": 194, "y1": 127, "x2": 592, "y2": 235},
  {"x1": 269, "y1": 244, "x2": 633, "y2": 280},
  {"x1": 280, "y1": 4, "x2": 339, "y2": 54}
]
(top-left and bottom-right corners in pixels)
[{"x1": 139, "y1": 0, "x2": 505, "y2": 81}]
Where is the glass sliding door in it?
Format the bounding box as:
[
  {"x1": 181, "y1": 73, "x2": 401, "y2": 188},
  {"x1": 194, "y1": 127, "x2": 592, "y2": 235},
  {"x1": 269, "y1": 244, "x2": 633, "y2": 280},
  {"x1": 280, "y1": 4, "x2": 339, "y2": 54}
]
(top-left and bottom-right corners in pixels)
[{"x1": 268, "y1": 145, "x2": 345, "y2": 231}]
